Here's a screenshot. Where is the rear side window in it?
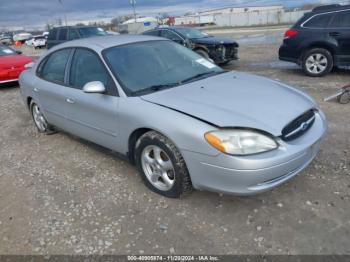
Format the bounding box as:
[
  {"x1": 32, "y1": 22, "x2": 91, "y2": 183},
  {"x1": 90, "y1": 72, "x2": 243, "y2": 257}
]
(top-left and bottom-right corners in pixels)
[
  {"x1": 58, "y1": 28, "x2": 67, "y2": 40},
  {"x1": 48, "y1": 29, "x2": 57, "y2": 40},
  {"x1": 303, "y1": 13, "x2": 334, "y2": 28},
  {"x1": 160, "y1": 30, "x2": 182, "y2": 41},
  {"x1": 39, "y1": 49, "x2": 71, "y2": 84},
  {"x1": 330, "y1": 11, "x2": 350, "y2": 28},
  {"x1": 144, "y1": 30, "x2": 159, "y2": 36},
  {"x1": 68, "y1": 29, "x2": 80, "y2": 40}
]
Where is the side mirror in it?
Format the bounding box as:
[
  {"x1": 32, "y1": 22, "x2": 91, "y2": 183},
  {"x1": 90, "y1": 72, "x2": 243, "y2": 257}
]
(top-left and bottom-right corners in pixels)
[
  {"x1": 16, "y1": 50, "x2": 22, "y2": 54},
  {"x1": 82, "y1": 81, "x2": 106, "y2": 94}
]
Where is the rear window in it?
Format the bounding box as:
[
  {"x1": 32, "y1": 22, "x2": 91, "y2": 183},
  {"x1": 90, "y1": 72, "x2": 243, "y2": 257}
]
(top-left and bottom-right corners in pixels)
[
  {"x1": 330, "y1": 10, "x2": 350, "y2": 28},
  {"x1": 303, "y1": 13, "x2": 334, "y2": 28}
]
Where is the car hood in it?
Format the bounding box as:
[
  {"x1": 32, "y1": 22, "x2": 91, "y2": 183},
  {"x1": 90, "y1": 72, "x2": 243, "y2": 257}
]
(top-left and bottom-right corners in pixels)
[
  {"x1": 191, "y1": 36, "x2": 238, "y2": 46},
  {"x1": 141, "y1": 72, "x2": 316, "y2": 136}
]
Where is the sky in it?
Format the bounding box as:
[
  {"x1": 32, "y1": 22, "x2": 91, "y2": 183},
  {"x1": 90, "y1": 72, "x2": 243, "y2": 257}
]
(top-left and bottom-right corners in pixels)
[{"x1": 0, "y1": 0, "x2": 344, "y2": 30}]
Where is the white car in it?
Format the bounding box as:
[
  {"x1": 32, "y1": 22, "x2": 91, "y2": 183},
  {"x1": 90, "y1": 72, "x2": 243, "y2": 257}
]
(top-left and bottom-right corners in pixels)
[{"x1": 25, "y1": 35, "x2": 46, "y2": 49}]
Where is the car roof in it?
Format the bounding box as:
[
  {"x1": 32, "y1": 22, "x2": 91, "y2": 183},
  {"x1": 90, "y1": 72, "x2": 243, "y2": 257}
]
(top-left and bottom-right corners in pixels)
[
  {"x1": 48, "y1": 35, "x2": 167, "y2": 52},
  {"x1": 310, "y1": 4, "x2": 350, "y2": 14},
  {"x1": 51, "y1": 26, "x2": 102, "y2": 30}
]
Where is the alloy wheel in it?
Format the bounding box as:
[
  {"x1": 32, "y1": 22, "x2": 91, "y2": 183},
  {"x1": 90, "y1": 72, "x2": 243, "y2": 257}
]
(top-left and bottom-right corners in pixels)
[
  {"x1": 306, "y1": 53, "x2": 328, "y2": 74},
  {"x1": 141, "y1": 145, "x2": 175, "y2": 191}
]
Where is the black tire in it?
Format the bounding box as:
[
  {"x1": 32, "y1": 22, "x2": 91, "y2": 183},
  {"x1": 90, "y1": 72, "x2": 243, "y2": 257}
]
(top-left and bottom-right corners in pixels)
[
  {"x1": 302, "y1": 48, "x2": 333, "y2": 77},
  {"x1": 135, "y1": 131, "x2": 192, "y2": 198},
  {"x1": 30, "y1": 100, "x2": 56, "y2": 134},
  {"x1": 195, "y1": 49, "x2": 210, "y2": 60}
]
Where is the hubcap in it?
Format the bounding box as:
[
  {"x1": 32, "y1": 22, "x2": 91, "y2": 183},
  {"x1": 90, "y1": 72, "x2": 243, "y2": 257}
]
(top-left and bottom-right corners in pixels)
[
  {"x1": 141, "y1": 145, "x2": 175, "y2": 191},
  {"x1": 32, "y1": 104, "x2": 47, "y2": 132},
  {"x1": 306, "y1": 53, "x2": 328, "y2": 74}
]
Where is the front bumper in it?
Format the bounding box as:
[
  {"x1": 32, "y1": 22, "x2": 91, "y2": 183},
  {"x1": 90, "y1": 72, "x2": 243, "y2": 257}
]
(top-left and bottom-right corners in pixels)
[
  {"x1": 210, "y1": 46, "x2": 239, "y2": 64},
  {"x1": 182, "y1": 111, "x2": 327, "y2": 195}
]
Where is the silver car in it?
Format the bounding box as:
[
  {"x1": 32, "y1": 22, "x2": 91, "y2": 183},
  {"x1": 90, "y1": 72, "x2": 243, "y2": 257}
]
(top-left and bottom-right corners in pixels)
[{"x1": 19, "y1": 35, "x2": 327, "y2": 198}]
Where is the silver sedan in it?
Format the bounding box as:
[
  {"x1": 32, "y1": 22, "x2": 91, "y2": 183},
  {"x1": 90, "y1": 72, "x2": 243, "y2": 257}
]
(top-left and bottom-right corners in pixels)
[{"x1": 19, "y1": 35, "x2": 327, "y2": 198}]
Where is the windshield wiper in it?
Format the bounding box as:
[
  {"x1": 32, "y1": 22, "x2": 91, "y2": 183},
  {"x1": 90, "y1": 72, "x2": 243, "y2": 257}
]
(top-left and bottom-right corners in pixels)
[
  {"x1": 132, "y1": 83, "x2": 180, "y2": 96},
  {"x1": 181, "y1": 70, "x2": 227, "y2": 84}
]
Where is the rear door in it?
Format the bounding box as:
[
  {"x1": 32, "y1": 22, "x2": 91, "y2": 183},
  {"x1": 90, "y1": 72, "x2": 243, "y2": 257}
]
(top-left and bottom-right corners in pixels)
[
  {"x1": 328, "y1": 10, "x2": 350, "y2": 64},
  {"x1": 63, "y1": 48, "x2": 120, "y2": 149},
  {"x1": 35, "y1": 48, "x2": 72, "y2": 128}
]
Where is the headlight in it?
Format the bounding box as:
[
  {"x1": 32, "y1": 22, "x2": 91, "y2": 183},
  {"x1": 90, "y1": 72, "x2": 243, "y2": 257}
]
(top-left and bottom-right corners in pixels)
[{"x1": 205, "y1": 129, "x2": 278, "y2": 156}]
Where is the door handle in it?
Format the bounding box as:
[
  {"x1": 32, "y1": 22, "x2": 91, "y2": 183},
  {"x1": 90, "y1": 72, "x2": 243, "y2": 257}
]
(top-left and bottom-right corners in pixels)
[
  {"x1": 33, "y1": 87, "x2": 39, "y2": 92},
  {"x1": 329, "y1": 32, "x2": 341, "y2": 37},
  {"x1": 66, "y1": 98, "x2": 75, "y2": 104}
]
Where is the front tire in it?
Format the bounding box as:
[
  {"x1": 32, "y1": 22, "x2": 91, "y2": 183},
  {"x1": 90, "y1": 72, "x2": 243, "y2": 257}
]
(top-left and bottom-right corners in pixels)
[
  {"x1": 302, "y1": 48, "x2": 333, "y2": 77},
  {"x1": 195, "y1": 49, "x2": 210, "y2": 60},
  {"x1": 30, "y1": 101, "x2": 56, "y2": 134},
  {"x1": 135, "y1": 131, "x2": 192, "y2": 198}
]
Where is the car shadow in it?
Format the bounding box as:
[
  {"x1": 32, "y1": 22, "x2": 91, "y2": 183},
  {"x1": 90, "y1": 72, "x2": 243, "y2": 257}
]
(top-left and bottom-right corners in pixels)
[{"x1": 0, "y1": 82, "x2": 19, "y2": 89}]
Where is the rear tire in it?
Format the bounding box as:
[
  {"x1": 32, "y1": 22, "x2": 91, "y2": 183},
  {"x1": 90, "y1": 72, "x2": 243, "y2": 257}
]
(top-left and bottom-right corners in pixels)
[
  {"x1": 30, "y1": 101, "x2": 56, "y2": 134},
  {"x1": 302, "y1": 48, "x2": 333, "y2": 77},
  {"x1": 135, "y1": 131, "x2": 192, "y2": 198}
]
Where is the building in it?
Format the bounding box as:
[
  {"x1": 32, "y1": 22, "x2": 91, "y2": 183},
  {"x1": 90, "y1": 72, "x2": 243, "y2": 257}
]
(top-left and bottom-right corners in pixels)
[{"x1": 199, "y1": 5, "x2": 284, "y2": 15}]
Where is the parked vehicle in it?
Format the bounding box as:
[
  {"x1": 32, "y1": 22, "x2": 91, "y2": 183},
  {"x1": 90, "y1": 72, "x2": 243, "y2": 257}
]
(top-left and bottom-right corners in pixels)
[
  {"x1": 20, "y1": 35, "x2": 327, "y2": 198},
  {"x1": 0, "y1": 45, "x2": 32, "y2": 85},
  {"x1": 143, "y1": 26, "x2": 239, "y2": 65},
  {"x1": 25, "y1": 35, "x2": 47, "y2": 49},
  {"x1": 13, "y1": 32, "x2": 33, "y2": 43},
  {"x1": 47, "y1": 26, "x2": 108, "y2": 49},
  {"x1": 0, "y1": 34, "x2": 12, "y2": 45},
  {"x1": 279, "y1": 4, "x2": 350, "y2": 77}
]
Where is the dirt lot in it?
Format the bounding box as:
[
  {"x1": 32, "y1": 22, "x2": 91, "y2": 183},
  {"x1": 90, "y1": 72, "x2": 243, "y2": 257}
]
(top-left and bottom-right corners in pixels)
[{"x1": 0, "y1": 31, "x2": 349, "y2": 255}]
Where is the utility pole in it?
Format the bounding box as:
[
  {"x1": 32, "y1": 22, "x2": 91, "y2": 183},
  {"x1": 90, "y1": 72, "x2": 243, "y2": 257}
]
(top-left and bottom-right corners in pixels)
[
  {"x1": 58, "y1": 0, "x2": 68, "y2": 26},
  {"x1": 130, "y1": 0, "x2": 137, "y2": 22}
]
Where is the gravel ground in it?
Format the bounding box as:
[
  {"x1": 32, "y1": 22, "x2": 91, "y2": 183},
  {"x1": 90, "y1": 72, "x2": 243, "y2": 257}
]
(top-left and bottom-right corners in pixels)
[{"x1": 0, "y1": 31, "x2": 349, "y2": 255}]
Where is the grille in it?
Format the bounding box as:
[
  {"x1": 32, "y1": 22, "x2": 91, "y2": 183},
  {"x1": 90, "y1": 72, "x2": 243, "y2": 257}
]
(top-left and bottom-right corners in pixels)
[{"x1": 281, "y1": 109, "x2": 316, "y2": 141}]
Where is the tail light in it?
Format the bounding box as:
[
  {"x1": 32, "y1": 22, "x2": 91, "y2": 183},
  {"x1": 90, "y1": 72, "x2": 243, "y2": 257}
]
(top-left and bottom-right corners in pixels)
[{"x1": 284, "y1": 29, "x2": 299, "y2": 39}]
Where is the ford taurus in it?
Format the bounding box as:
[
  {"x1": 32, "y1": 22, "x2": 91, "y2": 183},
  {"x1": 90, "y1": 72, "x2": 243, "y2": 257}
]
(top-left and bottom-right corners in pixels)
[{"x1": 19, "y1": 35, "x2": 327, "y2": 198}]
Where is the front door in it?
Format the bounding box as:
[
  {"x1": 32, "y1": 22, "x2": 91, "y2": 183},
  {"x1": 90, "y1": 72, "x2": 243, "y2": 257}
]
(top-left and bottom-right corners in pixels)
[{"x1": 63, "y1": 48, "x2": 120, "y2": 150}]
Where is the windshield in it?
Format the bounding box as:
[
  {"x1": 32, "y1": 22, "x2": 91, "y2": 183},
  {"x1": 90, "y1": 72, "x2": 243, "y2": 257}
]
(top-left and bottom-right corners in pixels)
[
  {"x1": 103, "y1": 40, "x2": 224, "y2": 96},
  {"x1": 78, "y1": 27, "x2": 107, "y2": 38},
  {"x1": 0, "y1": 45, "x2": 16, "y2": 56},
  {"x1": 174, "y1": 28, "x2": 209, "y2": 39}
]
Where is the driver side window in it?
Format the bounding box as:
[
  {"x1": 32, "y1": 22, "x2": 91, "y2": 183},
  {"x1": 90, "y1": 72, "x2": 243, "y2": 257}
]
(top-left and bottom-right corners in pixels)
[{"x1": 69, "y1": 48, "x2": 117, "y2": 96}]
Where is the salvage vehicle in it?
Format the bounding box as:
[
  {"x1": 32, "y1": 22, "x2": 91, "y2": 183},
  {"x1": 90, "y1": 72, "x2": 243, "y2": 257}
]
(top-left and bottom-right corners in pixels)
[
  {"x1": 0, "y1": 45, "x2": 32, "y2": 85},
  {"x1": 143, "y1": 26, "x2": 239, "y2": 65},
  {"x1": 20, "y1": 35, "x2": 327, "y2": 198},
  {"x1": 279, "y1": 4, "x2": 350, "y2": 77},
  {"x1": 47, "y1": 26, "x2": 108, "y2": 49}
]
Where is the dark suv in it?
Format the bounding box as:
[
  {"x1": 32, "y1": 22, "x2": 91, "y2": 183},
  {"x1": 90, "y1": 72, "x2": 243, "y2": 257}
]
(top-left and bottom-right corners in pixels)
[
  {"x1": 47, "y1": 26, "x2": 107, "y2": 49},
  {"x1": 143, "y1": 26, "x2": 239, "y2": 65},
  {"x1": 279, "y1": 4, "x2": 350, "y2": 77}
]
